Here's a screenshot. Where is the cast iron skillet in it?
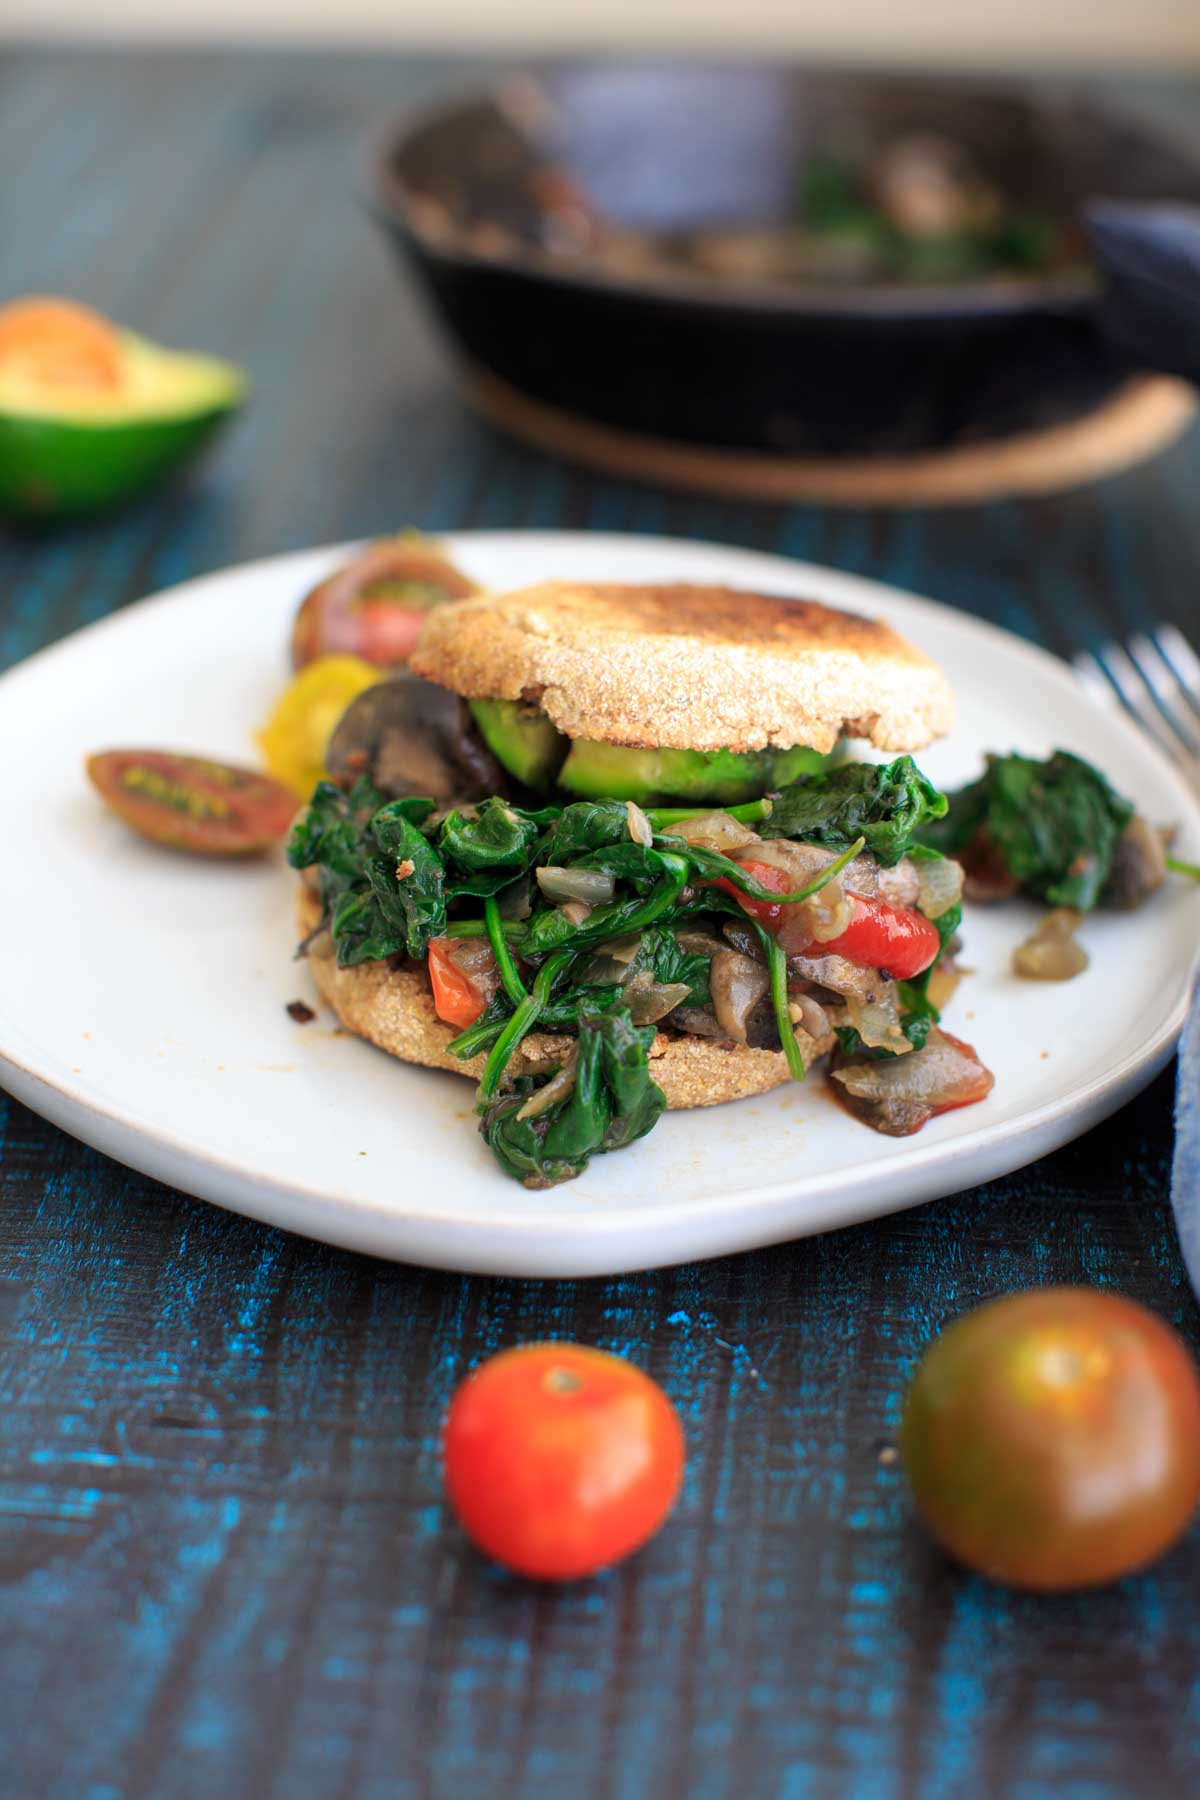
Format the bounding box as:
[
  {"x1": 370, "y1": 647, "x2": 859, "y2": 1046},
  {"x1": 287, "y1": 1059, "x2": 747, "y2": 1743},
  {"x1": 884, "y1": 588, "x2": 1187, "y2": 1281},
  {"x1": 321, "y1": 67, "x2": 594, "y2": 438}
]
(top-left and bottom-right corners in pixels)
[{"x1": 369, "y1": 65, "x2": 1200, "y2": 457}]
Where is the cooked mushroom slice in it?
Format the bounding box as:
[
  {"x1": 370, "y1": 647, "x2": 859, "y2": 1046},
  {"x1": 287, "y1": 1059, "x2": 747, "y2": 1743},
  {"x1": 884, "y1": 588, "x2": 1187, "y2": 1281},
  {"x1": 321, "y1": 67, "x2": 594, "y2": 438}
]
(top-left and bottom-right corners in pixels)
[
  {"x1": 832, "y1": 1029, "x2": 994, "y2": 1136},
  {"x1": 665, "y1": 1004, "x2": 730, "y2": 1041},
  {"x1": 325, "y1": 673, "x2": 510, "y2": 802},
  {"x1": 785, "y1": 949, "x2": 891, "y2": 1007},
  {"x1": 625, "y1": 975, "x2": 694, "y2": 1027},
  {"x1": 709, "y1": 948, "x2": 771, "y2": 1044},
  {"x1": 1012, "y1": 908, "x2": 1089, "y2": 981},
  {"x1": 1104, "y1": 813, "x2": 1169, "y2": 910}
]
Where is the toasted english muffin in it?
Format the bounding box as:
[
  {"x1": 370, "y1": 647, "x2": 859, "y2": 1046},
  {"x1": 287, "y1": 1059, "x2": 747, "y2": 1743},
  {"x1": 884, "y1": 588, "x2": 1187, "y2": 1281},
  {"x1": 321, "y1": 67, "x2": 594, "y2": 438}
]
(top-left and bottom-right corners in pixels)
[
  {"x1": 409, "y1": 580, "x2": 952, "y2": 755},
  {"x1": 298, "y1": 890, "x2": 794, "y2": 1110}
]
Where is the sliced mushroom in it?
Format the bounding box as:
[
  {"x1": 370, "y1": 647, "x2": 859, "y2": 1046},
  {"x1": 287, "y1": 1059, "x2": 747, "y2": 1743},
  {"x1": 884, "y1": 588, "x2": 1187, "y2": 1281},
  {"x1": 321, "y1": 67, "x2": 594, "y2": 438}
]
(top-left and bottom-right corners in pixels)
[
  {"x1": 832, "y1": 1028, "x2": 994, "y2": 1136},
  {"x1": 674, "y1": 927, "x2": 727, "y2": 957},
  {"x1": 625, "y1": 975, "x2": 694, "y2": 1026},
  {"x1": 709, "y1": 948, "x2": 771, "y2": 1044},
  {"x1": 785, "y1": 950, "x2": 892, "y2": 1008},
  {"x1": 1104, "y1": 813, "x2": 1169, "y2": 910},
  {"x1": 666, "y1": 1004, "x2": 730, "y2": 1041},
  {"x1": 325, "y1": 673, "x2": 509, "y2": 802}
]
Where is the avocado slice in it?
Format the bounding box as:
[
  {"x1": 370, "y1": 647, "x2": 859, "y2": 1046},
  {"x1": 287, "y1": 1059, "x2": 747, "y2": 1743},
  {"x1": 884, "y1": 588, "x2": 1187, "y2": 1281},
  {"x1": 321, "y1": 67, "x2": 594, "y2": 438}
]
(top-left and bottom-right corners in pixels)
[
  {"x1": 469, "y1": 698, "x2": 568, "y2": 789},
  {"x1": 0, "y1": 331, "x2": 245, "y2": 523},
  {"x1": 558, "y1": 739, "x2": 829, "y2": 803}
]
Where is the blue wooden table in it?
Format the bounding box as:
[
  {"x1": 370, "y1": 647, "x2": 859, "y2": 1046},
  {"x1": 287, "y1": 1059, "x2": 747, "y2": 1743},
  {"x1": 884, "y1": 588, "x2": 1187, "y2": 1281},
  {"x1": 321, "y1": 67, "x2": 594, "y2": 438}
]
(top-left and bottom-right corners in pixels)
[{"x1": 4, "y1": 48, "x2": 1200, "y2": 1800}]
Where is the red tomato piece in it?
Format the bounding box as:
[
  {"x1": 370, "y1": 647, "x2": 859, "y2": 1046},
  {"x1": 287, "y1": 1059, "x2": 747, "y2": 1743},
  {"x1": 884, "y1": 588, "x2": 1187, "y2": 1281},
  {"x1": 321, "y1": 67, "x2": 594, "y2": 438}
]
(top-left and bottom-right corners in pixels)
[
  {"x1": 87, "y1": 749, "x2": 297, "y2": 854},
  {"x1": 711, "y1": 858, "x2": 941, "y2": 979},
  {"x1": 427, "y1": 938, "x2": 489, "y2": 1029},
  {"x1": 902, "y1": 1288, "x2": 1200, "y2": 1590},
  {"x1": 443, "y1": 1342, "x2": 685, "y2": 1581},
  {"x1": 808, "y1": 893, "x2": 941, "y2": 980}
]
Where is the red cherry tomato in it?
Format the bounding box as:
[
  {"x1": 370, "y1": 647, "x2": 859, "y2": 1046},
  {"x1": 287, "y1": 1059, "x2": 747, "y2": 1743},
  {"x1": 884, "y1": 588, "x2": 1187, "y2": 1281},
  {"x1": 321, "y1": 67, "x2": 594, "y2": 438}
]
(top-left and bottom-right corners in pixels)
[
  {"x1": 87, "y1": 749, "x2": 297, "y2": 854},
  {"x1": 443, "y1": 1343, "x2": 685, "y2": 1580},
  {"x1": 902, "y1": 1288, "x2": 1200, "y2": 1590},
  {"x1": 711, "y1": 858, "x2": 941, "y2": 979},
  {"x1": 427, "y1": 939, "x2": 489, "y2": 1029}
]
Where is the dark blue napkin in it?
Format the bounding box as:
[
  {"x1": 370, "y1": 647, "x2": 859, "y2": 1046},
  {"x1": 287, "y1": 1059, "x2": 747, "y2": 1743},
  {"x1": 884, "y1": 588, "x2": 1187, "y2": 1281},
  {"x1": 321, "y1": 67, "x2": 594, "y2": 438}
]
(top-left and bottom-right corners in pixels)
[{"x1": 1171, "y1": 981, "x2": 1200, "y2": 1301}]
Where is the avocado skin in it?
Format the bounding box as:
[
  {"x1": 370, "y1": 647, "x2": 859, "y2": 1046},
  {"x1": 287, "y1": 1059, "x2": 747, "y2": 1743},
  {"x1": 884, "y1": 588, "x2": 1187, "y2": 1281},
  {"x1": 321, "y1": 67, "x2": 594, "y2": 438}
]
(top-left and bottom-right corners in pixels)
[
  {"x1": 469, "y1": 698, "x2": 568, "y2": 789},
  {"x1": 558, "y1": 739, "x2": 829, "y2": 803},
  {"x1": 0, "y1": 404, "x2": 239, "y2": 524}
]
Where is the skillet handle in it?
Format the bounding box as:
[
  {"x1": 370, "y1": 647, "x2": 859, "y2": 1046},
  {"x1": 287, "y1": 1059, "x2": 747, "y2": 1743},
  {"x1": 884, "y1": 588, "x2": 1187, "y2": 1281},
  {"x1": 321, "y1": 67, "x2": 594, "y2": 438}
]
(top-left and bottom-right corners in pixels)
[{"x1": 1086, "y1": 201, "x2": 1200, "y2": 385}]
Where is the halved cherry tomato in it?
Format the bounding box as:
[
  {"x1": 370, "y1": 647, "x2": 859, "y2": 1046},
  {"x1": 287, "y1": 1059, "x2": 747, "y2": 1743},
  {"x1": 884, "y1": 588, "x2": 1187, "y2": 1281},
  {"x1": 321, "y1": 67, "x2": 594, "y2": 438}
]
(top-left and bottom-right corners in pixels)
[
  {"x1": 290, "y1": 538, "x2": 478, "y2": 670},
  {"x1": 0, "y1": 296, "x2": 124, "y2": 392},
  {"x1": 86, "y1": 749, "x2": 297, "y2": 854},
  {"x1": 711, "y1": 858, "x2": 941, "y2": 980},
  {"x1": 810, "y1": 893, "x2": 941, "y2": 979},
  {"x1": 427, "y1": 939, "x2": 489, "y2": 1029},
  {"x1": 902, "y1": 1288, "x2": 1200, "y2": 1590},
  {"x1": 443, "y1": 1342, "x2": 685, "y2": 1580}
]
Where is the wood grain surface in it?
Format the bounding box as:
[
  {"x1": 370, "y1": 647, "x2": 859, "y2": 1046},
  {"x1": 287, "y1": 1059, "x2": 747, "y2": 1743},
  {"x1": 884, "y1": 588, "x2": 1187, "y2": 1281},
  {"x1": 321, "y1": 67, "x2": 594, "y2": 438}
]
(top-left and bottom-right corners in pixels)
[{"x1": 3, "y1": 47, "x2": 1200, "y2": 1800}]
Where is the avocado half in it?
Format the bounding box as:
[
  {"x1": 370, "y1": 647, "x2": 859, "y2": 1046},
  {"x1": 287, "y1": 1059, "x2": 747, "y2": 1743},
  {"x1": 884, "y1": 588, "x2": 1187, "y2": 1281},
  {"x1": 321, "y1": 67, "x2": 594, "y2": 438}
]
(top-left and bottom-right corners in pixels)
[
  {"x1": 469, "y1": 698, "x2": 830, "y2": 804},
  {"x1": 0, "y1": 331, "x2": 245, "y2": 523}
]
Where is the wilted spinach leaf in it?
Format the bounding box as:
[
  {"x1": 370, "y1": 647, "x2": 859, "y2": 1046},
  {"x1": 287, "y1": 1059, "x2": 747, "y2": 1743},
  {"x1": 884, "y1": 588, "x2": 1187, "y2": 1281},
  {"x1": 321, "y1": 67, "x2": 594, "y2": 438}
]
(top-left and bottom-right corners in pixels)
[
  {"x1": 761, "y1": 756, "x2": 947, "y2": 866},
  {"x1": 920, "y1": 751, "x2": 1134, "y2": 911},
  {"x1": 636, "y1": 926, "x2": 711, "y2": 1008},
  {"x1": 547, "y1": 800, "x2": 631, "y2": 863},
  {"x1": 480, "y1": 1006, "x2": 666, "y2": 1187},
  {"x1": 287, "y1": 780, "x2": 446, "y2": 965},
  {"x1": 438, "y1": 798, "x2": 553, "y2": 872}
]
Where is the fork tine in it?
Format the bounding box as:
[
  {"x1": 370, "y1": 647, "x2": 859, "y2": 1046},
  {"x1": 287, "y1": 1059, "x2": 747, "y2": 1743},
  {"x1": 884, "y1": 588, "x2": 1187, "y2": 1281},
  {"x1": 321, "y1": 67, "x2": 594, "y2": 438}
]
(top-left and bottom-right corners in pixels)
[
  {"x1": 1071, "y1": 650, "x2": 1118, "y2": 709},
  {"x1": 1128, "y1": 633, "x2": 1200, "y2": 752},
  {"x1": 1095, "y1": 638, "x2": 1200, "y2": 786},
  {"x1": 1153, "y1": 625, "x2": 1200, "y2": 730}
]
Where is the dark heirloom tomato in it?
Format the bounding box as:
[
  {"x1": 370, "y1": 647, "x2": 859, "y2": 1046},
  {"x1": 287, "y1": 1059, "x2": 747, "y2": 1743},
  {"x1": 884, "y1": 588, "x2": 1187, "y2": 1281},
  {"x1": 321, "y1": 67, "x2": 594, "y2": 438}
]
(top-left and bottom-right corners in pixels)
[
  {"x1": 443, "y1": 1343, "x2": 685, "y2": 1581},
  {"x1": 290, "y1": 537, "x2": 478, "y2": 670},
  {"x1": 901, "y1": 1288, "x2": 1200, "y2": 1590},
  {"x1": 87, "y1": 749, "x2": 297, "y2": 854}
]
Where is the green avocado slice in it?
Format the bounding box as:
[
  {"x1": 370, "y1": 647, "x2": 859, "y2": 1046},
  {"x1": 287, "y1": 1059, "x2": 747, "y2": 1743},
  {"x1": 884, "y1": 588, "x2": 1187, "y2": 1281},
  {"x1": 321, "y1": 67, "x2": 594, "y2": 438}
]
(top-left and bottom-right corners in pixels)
[
  {"x1": 0, "y1": 331, "x2": 245, "y2": 523},
  {"x1": 469, "y1": 698, "x2": 568, "y2": 789},
  {"x1": 557, "y1": 738, "x2": 830, "y2": 803}
]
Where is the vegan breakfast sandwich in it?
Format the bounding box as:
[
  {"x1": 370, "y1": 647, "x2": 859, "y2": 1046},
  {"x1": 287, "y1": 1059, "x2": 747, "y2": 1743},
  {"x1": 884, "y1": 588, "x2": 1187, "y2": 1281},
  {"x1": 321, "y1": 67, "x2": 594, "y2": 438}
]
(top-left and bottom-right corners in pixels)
[{"x1": 288, "y1": 580, "x2": 993, "y2": 1186}]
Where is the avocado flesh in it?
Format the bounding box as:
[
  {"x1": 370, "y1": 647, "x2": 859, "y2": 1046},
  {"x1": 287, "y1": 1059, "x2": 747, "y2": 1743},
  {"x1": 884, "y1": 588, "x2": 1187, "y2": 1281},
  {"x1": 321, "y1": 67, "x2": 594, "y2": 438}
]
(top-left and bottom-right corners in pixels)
[
  {"x1": 558, "y1": 738, "x2": 829, "y2": 803},
  {"x1": 469, "y1": 698, "x2": 568, "y2": 789},
  {"x1": 0, "y1": 332, "x2": 245, "y2": 523}
]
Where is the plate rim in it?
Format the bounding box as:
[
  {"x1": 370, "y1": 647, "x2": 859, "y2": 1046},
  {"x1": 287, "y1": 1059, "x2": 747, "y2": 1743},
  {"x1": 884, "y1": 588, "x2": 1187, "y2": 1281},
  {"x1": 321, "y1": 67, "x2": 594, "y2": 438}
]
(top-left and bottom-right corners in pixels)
[{"x1": 1, "y1": 529, "x2": 1196, "y2": 1272}]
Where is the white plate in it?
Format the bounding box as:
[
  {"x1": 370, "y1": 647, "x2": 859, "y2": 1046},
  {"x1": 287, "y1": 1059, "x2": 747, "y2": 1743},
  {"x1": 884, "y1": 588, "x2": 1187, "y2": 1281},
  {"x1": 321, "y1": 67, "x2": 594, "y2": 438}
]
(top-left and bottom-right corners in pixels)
[{"x1": 1, "y1": 532, "x2": 1197, "y2": 1276}]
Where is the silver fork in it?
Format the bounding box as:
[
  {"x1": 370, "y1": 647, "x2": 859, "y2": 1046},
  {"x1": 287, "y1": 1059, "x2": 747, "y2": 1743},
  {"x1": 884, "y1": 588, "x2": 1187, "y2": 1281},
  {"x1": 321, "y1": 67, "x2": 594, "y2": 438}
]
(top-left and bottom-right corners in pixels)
[{"x1": 1073, "y1": 625, "x2": 1200, "y2": 794}]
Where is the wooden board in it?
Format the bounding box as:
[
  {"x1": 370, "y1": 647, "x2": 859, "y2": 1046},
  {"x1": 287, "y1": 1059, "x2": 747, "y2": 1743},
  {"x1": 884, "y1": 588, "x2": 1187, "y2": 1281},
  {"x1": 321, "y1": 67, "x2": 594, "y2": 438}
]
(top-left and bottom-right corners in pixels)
[{"x1": 466, "y1": 363, "x2": 1198, "y2": 508}]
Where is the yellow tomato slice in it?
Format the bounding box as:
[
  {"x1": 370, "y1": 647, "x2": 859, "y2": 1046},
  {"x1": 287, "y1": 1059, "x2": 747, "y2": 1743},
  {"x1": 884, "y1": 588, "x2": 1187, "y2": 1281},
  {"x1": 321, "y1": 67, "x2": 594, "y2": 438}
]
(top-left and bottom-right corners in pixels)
[{"x1": 256, "y1": 655, "x2": 380, "y2": 798}]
